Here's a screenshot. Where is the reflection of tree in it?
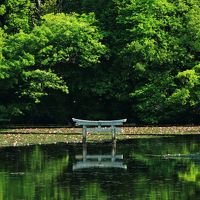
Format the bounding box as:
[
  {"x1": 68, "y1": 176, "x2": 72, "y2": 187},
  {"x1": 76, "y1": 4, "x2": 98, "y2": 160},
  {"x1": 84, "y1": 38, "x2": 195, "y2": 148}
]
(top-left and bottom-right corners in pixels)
[
  {"x1": 56, "y1": 137, "x2": 200, "y2": 200},
  {"x1": 80, "y1": 182, "x2": 107, "y2": 200},
  {"x1": 179, "y1": 163, "x2": 200, "y2": 187},
  {"x1": 129, "y1": 137, "x2": 200, "y2": 171},
  {"x1": 0, "y1": 136, "x2": 200, "y2": 199},
  {"x1": 131, "y1": 137, "x2": 199, "y2": 156},
  {"x1": 0, "y1": 145, "x2": 69, "y2": 200},
  {"x1": 123, "y1": 136, "x2": 200, "y2": 200},
  {"x1": 0, "y1": 173, "x2": 7, "y2": 200}
]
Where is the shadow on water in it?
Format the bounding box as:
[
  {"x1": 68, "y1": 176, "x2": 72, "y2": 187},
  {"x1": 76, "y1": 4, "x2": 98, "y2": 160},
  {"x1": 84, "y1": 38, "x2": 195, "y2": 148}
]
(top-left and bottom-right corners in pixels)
[{"x1": 0, "y1": 135, "x2": 200, "y2": 199}]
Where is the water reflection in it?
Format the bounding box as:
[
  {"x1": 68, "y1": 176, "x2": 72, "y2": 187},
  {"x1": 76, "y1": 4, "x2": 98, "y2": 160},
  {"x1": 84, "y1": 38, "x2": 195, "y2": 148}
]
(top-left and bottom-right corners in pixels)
[
  {"x1": 73, "y1": 140, "x2": 127, "y2": 170},
  {"x1": 0, "y1": 136, "x2": 200, "y2": 199},
  {"x1": 0, "y1": 145, "x2": 69, "y2": 200}
]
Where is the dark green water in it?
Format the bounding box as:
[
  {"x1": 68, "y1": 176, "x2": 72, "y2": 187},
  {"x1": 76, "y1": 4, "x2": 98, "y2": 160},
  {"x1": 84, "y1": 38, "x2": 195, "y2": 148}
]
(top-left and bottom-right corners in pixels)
[{"x1": 1, "y1": 136, "x2": 200, "y2": 200}]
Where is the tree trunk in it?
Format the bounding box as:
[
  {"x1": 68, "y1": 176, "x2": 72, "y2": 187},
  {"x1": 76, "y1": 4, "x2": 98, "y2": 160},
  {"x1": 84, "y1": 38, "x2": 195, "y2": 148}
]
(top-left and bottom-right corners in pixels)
[{"x1": 36, "y1": 0, "x2": 41, "y2": 9}]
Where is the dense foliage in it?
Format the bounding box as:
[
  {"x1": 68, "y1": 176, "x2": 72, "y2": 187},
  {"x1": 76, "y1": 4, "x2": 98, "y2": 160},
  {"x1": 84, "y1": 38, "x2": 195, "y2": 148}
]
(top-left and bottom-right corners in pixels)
[{"x1": 0, "y1": 0, "x2": 199, "y2": 124}]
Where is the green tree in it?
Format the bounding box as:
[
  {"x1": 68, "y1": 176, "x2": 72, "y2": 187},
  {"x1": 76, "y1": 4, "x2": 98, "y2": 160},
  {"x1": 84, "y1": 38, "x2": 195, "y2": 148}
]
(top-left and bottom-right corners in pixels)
[
  {"x1": 0, "y1": 13, "x2": 107, "y2": 120},
  {"x1": 1, "y1": 0, "x2": 35, "y2": 33},
  {"x1": 167, "y1": 64, "x2": 200, "y2": 122},
  {"x1": 115, "y1": 0, "x2": 200, "y2": 123}
]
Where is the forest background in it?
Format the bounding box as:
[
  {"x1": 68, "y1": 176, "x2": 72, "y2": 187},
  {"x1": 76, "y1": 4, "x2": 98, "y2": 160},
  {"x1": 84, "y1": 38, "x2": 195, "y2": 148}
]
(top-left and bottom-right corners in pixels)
[{"x1": 0, "y1": 0, "x2": 200, "y2": 125}]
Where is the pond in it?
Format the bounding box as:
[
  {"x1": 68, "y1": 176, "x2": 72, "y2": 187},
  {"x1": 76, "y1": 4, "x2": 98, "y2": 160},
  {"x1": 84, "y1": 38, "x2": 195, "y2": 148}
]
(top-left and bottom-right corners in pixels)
[{"x1": 0, "y1": 135, "x2": 200, "y2": 200}]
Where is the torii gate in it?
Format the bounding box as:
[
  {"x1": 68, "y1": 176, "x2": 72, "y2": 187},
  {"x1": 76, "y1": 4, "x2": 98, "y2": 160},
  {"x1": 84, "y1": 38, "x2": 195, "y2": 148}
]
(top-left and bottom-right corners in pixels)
[{"x1": 72, "y1": 118, "x2": 127, "y2": 141}]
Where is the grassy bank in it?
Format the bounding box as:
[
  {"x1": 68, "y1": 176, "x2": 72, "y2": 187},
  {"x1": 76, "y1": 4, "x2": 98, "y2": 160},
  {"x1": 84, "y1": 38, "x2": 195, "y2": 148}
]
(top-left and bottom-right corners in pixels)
[{"x1": 0, "y1": 126, "x2": 199, "y2": 147}]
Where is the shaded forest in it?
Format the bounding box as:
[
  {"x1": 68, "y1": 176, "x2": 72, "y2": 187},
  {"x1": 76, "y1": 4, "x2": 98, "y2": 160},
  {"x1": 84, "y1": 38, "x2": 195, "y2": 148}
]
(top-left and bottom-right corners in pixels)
[{"x1": 0, "y1": 0, "x2": 200, "y2": 125}]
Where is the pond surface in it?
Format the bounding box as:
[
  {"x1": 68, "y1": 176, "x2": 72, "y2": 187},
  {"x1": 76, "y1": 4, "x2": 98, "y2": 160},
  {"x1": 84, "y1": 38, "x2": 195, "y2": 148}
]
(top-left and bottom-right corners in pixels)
[{"x1": 0, "y1": 135, "x2": 200, "y2": 200}]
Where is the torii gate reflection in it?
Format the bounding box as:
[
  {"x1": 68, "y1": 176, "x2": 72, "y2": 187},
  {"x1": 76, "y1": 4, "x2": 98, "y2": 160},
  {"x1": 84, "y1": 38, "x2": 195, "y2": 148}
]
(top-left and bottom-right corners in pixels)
[{"x1": 73, "y1": 139, "x2": 127, "y2": 170}]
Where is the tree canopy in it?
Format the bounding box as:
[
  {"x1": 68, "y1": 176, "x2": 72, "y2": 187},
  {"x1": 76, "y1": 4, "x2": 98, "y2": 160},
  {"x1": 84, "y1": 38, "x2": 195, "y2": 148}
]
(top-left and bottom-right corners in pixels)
[{"x1": 0, "y1": 0, "x2": 199, "y2": 124}]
